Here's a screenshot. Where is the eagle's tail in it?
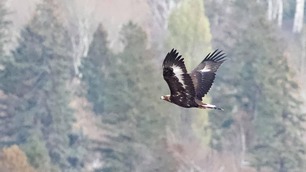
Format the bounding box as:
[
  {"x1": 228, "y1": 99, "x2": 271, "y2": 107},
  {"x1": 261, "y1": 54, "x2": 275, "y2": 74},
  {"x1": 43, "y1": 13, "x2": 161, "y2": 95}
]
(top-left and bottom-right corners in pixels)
[{"x1": 200, "y1": 104, "x2": 224, "y2": 111}]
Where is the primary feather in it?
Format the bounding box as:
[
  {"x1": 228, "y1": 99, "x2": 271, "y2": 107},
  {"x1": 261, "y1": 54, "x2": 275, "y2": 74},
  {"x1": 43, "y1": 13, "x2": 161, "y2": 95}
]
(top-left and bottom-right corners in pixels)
[{"x1": 191, "y1": 49, "x2": 226, "y2": 100}]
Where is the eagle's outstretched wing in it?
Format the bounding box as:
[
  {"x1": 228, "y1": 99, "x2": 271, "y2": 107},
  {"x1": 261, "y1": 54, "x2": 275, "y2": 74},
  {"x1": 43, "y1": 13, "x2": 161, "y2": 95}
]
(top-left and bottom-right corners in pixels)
[
  {"x1": 191, "y1": 50, "x2": 226, "y2": 101},
  {"x1": 163, "y1": 49, "x2": 195, "y2": 104}
]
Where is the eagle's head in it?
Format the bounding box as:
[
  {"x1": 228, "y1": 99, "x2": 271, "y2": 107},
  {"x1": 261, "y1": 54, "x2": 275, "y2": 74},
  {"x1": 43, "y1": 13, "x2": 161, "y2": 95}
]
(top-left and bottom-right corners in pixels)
[{"x1": 160, "y1": 95, "x2": 171, "y2": 102}]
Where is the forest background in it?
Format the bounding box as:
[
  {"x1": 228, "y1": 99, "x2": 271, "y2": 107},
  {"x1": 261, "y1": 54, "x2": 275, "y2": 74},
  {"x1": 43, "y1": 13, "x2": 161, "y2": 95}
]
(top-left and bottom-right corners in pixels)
[{"x1": 0, "y1": 0, "x2": 305, "y2": 172}]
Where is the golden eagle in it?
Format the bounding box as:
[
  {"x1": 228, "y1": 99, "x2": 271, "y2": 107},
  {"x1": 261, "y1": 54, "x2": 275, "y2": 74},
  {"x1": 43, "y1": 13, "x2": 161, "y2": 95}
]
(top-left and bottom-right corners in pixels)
[{"x1": 161, "y1": 49, "x2": 226, "y2": 110}]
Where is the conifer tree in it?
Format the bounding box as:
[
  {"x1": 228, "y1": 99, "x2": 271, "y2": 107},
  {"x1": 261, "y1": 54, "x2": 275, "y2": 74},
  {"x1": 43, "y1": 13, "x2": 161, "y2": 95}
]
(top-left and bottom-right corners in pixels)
[
  {"x1": 0, "y1": 0, "x2": 85, "y2": 171},
  {"x1": 0, "y1": 0, "x2": 9, "y2": 60},
  {"x1": 207, "y1": 1, "x2": 306, "y2": 171},
  {"x1": 0, "y1": 0, "x2": 13, "y2": 147},
  {"x1": 83, "y1": 22, "x2": 177, "y2": 172},
  {"x1": 81, "y1": 24, "x2": 110, "y2": 114}
]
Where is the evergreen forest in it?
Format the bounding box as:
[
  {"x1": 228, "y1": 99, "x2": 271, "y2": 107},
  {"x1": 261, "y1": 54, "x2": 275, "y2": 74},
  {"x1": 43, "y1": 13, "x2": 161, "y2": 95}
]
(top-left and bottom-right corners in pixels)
[{"x1": 0, "y1": 0, "x2": 305, "y2": 172}]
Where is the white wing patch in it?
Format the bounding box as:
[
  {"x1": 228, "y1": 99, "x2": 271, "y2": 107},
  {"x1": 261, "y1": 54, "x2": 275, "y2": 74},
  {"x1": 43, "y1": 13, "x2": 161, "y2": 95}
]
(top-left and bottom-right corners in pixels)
[
  {"x1": 172, "y1": 65, "x2": 187, "y2": 88},
  {"x1": 200, "y1": 62, "x2": 219, "y2": 72},
  {"x1": 200, "y1": 67, "x2": 211, "y2": 72},
  {"x1": 200, "y1": 63, "x2": 213, "y2": 72}
]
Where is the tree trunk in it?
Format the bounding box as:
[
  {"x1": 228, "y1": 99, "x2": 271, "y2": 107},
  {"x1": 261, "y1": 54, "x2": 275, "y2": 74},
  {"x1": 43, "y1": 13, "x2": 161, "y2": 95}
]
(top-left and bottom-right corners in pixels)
[
  {"x1": 147, "y1": 0, "x2": 177, "y2": 50},
  {"x1": 267, "y1": 0, "x2": 273, "y2": 21},
  {"x1": 239, "y1": 122, "x2": 246, "y2": 166},
  {"x1": 293, "y1": 0, "x2": 305, "y2": 33},
  {"x1": 267, "y1": 0, "x2": 283, "y2": 27},
  {"x1": 277, "y1": 0, "x2": 283, "y2": 27},
  {"x1": 301, "y1": 32, "x2": 306, "y2": 78},
  {"x1": 62, "y1": 0, "x2": 95, "y2": 78}
]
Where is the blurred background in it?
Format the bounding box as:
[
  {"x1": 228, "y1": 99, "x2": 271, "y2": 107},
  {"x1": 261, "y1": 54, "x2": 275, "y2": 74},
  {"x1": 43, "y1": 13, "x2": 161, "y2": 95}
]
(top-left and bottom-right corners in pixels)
[{"x1": 0, "y1": 0, "x2": 305, "y2": 171}]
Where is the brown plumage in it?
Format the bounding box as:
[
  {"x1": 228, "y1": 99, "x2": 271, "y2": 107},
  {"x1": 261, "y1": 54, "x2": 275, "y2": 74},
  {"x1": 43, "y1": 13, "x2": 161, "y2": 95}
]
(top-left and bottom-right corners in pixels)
[{"x1": 161, "y1": 49, "x2": 226, "y2": 110}]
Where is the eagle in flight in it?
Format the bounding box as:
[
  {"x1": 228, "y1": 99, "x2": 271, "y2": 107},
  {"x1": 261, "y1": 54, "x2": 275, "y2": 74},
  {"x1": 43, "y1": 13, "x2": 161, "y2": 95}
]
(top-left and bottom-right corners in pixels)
[{"x1": 161, "y1": 49, "x2": 226, "y2": 110}]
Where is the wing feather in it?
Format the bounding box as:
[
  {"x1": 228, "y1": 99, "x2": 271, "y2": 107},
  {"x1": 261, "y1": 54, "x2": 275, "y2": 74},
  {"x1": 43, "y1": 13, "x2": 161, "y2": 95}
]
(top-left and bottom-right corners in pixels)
[
  {"x1": 191, "y1": 49, "x2": 226, "y2": 100},
  {"x1": 162, "y1": 49, "x2": 195, "y2": 102}
]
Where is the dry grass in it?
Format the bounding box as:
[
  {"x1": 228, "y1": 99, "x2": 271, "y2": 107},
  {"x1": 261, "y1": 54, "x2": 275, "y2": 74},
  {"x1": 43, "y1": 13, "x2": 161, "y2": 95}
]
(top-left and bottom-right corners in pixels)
[
  {"x1": 165, "y1": 129, "x2": 258, "y2": 172},
  {"x1": 70, "y1": 96, "x2": 105, "y2": 142}
]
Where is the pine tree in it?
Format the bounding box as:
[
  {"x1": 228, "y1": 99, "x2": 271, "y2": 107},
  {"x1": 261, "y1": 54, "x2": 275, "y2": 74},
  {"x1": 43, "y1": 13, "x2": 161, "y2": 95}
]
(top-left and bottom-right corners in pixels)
[
  {"x1": 207, "y1": 1, "x2": 306, "y2": 171},
  {"x1": 81, "y1": 24, "x2": 110, "y2": 114},
  {"x1": 0, "y1": 0, "x2": 13, "y2": 147},
  {"x1": 0, "y1": 0, "x2": 85, "y2": 171},
  {"x1": 0, "y1": 0, "x2": 9, "y2": 56},
  {"x1": 82, "y1": 22, "x2": 177, "y2": 172}
]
